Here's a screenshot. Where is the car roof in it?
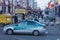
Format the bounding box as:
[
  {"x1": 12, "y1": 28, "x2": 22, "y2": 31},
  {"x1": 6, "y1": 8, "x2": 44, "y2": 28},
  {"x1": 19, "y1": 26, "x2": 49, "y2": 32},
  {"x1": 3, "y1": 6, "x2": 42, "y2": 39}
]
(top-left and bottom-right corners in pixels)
[
  {"x1": 21, "y1": 20, "x2": 37, "y2": 22},
  {"x1": 21, "y1": 20, "x2": 40, "y2": 24}
]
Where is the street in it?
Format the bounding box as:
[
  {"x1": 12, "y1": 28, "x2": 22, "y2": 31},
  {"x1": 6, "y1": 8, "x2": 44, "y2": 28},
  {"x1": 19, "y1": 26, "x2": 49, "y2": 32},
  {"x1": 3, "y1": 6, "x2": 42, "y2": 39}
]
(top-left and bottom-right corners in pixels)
[
  {"x1": 0, "y1": 25, "x2": 60, "y2": 40},
  {"x1": 0, "y1": 0, "x2": 60, "y2": 40}
]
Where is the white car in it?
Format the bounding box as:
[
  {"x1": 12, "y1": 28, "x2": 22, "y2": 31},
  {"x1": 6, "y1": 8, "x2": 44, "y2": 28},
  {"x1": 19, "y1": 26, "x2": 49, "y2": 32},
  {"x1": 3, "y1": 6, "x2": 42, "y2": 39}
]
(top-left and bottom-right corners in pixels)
[{"x1": 3, "y1": 20, "x2": 47, "y2": 36}]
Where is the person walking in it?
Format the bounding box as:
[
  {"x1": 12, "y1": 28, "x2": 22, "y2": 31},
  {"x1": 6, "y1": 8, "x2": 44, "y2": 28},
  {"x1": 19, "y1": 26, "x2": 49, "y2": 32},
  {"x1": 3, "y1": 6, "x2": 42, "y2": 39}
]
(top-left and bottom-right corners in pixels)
[
  {"x1": 22, "y1": 14, "x2": 25, "y2": 20},
  {"x1": 34, "y1": 17, "x2": 39, "y2": 22},
  {"x1": 0, "y1": 10, "x2": 2, "y2": 14},
  {"x1": 14, "y1": 14, "x2": 18, "y2": 23}
]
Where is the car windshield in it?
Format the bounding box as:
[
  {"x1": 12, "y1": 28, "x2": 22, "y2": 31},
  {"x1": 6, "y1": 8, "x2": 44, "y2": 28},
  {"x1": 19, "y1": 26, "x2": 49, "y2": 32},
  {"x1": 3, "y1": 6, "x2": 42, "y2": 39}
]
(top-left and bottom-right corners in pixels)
[
  {"x1": 35, "y1": 21, "x2": 43, "y2": 27},
  {"x1": 27, "y1": 21, "x2": 42, "y2": 27}
]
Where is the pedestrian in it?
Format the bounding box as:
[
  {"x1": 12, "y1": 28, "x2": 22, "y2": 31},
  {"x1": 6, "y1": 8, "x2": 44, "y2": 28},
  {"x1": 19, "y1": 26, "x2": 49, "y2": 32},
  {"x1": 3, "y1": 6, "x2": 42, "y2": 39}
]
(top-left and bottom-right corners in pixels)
[
  {"x1": 34, "y1": 17, "x2": 39, "y2": 22},
  {"x1": 0, "y1": 10, "x2": 2, "y2": 14},
  {"x1": 39, "y1": 11, "x2": 43, "y2": 19},
  {"x1": 14, "y1": 14, "x2": 18, "y2": 23},
  {"x1": 8, "y1": 4, "x2": 11, "y2": 13},
  {"x1": 22, "y1": 14, "x2": 25, "y2": 20},
  {"x1": 39, "y1": 17, "x2": 42, "y2": 23},
  {"x1": 49, "y1": 8, "x2": 55, "y2": 22},
  {"x1": 0, "y1": 10, "x2": 2, "y2": 13},
  {"x1": 39, "y1": 16, "x2": 44, "y2": 24}
]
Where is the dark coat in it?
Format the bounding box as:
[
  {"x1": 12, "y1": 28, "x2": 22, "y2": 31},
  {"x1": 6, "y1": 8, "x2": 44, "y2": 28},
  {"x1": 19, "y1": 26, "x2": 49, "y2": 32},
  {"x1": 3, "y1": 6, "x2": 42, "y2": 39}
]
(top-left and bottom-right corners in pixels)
[{"x1": 14, "y1": 16, "x2": 18, "y2": 23}]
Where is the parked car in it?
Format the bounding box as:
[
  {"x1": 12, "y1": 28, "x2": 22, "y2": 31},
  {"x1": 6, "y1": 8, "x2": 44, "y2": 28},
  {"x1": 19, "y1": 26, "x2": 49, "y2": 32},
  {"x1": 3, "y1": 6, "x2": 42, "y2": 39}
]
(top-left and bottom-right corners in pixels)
[{"x1": 3, "y1": 20, "x2": 46, "y2": 36}]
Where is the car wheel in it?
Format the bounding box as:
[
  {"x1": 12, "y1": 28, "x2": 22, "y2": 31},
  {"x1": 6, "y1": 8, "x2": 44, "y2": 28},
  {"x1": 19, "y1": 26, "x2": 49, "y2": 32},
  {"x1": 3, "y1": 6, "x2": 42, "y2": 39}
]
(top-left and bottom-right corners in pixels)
[
  {"x1": 33, "y1": 30, "x2": 39, "y2": 36},
  {"x1": 6, "y1": 29, "x2": 13, "y2": 35}
]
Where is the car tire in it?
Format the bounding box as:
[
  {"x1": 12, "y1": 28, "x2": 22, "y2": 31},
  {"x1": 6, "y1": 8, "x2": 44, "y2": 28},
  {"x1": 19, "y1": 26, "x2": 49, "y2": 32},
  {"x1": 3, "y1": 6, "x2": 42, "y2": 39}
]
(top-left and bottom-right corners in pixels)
[
  {"x1": 33, "y1": 30, "x2": 39, "y2": 36},
  {"x1": 6, "y1": 29, "x2": 13, "y2": 35}
]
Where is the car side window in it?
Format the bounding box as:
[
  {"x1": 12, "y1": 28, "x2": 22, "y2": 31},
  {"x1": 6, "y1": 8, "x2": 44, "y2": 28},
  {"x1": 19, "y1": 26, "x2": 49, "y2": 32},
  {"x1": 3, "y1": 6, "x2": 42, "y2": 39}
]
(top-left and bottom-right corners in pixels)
[
  {"x1": 27, "y1": 21, "x2": 35, "y2": 26},
  {"x1": 18, "y1": 21, "x2": 26, "y2": 26}
]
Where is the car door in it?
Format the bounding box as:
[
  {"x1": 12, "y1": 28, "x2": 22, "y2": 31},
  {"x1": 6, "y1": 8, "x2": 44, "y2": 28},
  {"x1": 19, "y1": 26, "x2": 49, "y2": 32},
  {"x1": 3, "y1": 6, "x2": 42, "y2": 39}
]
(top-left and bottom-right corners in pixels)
[
  {"x1": 14, "y1": 21, "x2": 27, "y2": 33},
  {"x1": 25, "y1": 21, "x2": 35, "y2": 33}
]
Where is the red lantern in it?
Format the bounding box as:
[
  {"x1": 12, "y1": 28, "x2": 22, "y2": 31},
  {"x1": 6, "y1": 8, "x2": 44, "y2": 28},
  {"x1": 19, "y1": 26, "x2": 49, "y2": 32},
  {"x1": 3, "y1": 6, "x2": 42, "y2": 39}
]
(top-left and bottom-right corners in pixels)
[{"x1": 48, "y1": 2, "x2": 51, "y2": 8}]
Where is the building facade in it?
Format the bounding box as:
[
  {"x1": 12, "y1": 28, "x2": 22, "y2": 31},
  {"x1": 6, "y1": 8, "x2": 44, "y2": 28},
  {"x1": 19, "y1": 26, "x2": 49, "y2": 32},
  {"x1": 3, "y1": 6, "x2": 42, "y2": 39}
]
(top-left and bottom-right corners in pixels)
[
  {"x1": 28, "y1": 0, "x2": 35, "y2": 9},
  {"x1": 0, "y1": 0, "x2": 35, "y2": 14},
  {"x1": 34, "y1": 2, "x2": 37, "y2": 9}
]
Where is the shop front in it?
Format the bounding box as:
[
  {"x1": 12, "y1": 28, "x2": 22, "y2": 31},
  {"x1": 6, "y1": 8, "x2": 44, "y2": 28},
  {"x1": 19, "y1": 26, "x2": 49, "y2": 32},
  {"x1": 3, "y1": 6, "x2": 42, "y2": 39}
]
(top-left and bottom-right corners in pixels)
[{"x1": 13, "y1": 9, "x2": 27, "y2": 21}]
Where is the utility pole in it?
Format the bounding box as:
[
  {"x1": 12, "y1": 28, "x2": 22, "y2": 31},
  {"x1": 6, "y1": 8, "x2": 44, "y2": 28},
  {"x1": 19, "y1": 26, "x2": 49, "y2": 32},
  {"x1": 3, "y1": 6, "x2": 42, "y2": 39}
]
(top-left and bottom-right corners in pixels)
[
  {"x1": 26, "y1": 0, "x2": 29, "y2": 16},
  {"x1": 27, "y1": 0, "x2": 29, "y2": 9},
  {"x1": 2, "y1": 0, "x2": 5, "y2": 13},
  {"x1": 12, "y1": 0, "x2": 13, "y2": 14}
]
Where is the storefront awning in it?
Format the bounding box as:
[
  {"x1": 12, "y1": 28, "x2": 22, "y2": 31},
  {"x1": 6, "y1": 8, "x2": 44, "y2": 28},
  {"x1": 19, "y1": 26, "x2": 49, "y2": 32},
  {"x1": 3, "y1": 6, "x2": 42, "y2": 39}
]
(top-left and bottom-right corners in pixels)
[{"x1": 14, "y1": 9, "x2": 27, "y2": 14}]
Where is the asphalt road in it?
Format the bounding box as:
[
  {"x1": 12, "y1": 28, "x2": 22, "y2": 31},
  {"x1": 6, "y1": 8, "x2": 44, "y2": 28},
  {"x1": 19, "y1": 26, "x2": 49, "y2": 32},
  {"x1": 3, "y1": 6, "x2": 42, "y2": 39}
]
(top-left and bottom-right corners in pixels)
[{"x1": 0, "y1": 25, "x2": 60, "y2": 40}]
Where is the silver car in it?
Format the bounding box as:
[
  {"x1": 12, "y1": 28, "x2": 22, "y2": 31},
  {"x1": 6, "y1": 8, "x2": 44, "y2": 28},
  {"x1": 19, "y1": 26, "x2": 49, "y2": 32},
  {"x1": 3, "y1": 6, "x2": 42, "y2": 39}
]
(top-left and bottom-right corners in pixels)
[{"x1": 3, "y1": 20, "x2": 47, "y2": 36}]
